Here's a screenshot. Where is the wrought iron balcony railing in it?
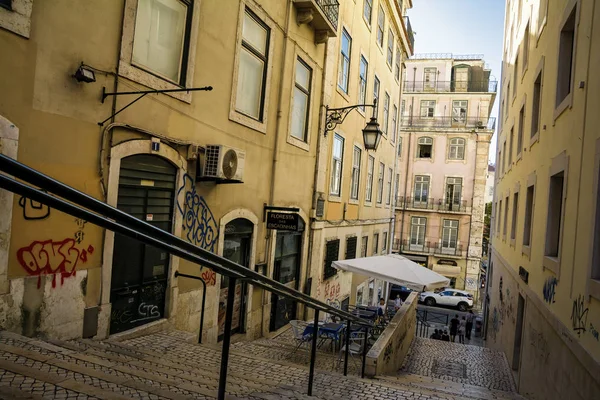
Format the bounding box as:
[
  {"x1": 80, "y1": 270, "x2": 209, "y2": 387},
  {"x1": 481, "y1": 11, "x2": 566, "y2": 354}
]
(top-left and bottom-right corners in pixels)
[
  {"x1": 434, "y1": 244, "x2": 464, "y2": 257},
  {"x1": 397, "y1": 238, "x2": 465, "y2": 257},
  {"x1": 396, "y1": 196, "x2": 471, "y2": 213},
  {"x1": 403, "y1": 80, "x2": 498, "y2": 93},
  {"x1": 400, "y1": 116, "x2": 496, "y2": 130},
  {"x1": 316, "y1": 0, "x2": 339, "y2": 30},
  {"x1": 403, "y1": 16, "x2": 415, "y2": 52}
]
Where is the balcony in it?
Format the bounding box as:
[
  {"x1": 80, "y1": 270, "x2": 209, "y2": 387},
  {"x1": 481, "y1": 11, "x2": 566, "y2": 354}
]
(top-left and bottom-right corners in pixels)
[
  {"x1": 403, "y1": 80, "x2": 498, "y2": 93},
  {"x1": 396, "y1": 196, "x2": 471, "y2": 214},
  {"x1": 402, "y1": 16, "x2": 415, "y2": 53},
  {"x1": 400, "y1": 116, "x2": 496, "y2": 130},
  {"x1": 293, "y1": 0, "x2": 339, "y2": 41},
  {"x1": 395, "y1": 239, "x2": 465, "y2": 258}
]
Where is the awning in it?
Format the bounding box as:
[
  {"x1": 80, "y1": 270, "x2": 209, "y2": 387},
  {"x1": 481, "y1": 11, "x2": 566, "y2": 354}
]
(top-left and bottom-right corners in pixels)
[
  {"x1": 432, "y1": 264, "x2": 462, "y2": 278},
  {"x1": 332, "y1": 254, "x2": 450, "y2": 292}
]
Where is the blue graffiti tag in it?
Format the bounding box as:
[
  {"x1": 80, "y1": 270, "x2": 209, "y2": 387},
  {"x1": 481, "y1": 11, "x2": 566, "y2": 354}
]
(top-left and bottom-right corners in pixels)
[
  {"x1": 542, "y1": 276, "x2": 558, "y2": 304},
  {"x1": 176, "y1": 174, "x2": 218, "y2": 252}
]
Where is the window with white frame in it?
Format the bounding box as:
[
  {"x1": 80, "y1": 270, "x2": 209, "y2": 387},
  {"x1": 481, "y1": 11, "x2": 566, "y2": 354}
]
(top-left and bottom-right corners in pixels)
[
  {"x1": 556, "y1": 5, "x2": 576, "y2": 107},
  {"x1": 383, "y1": 93, "x2": 390, "y2": 135},
  {"x1": 291, "y1": 58, "x2": 312, "y2": 141},
  {"x1": 414, "y1": 175, "x2": 430, "y2": 205},
  {"x1": 132, "y1": 0, "x2": 193, "y2": 84},
  {"x1": 351, "y1": 146, "x2": 362, "y2": 200},
  {"x1": 373, "y1": 76, "x2": 380, "y2": 111},
  {"x1": 387, "y1": 29, "x2": 394, "y2": 67},
  {"x1": 545, "y1": 172, "x2": 565, "y2": 257},
  {"x1": 398, "y1": 136, "x2": 403, "y2": 157},
  {"x1": 445, "y1": 177, "x2": 463, "y2": 210},
  {"x1": 523, "y1": 23, "x2": 530, "y2": 71},
  {"x1": 420, "y1": 100, "x2": 435, "y2": 118},
  {"x1": 391, "y1": 104, "x2": 398, "y2": 143},
  {"x1": 361, "y1": 236, "x2": 368, "y2": 257},
  {"x1": 377, "y1": 162, "x2": 384, "y2": 204},
  {"x1": 452, "y1": 100, "x2": 468, "y2": 124},
  {"x1": 503, "y1": 196, "x2": 509, "y2": 238},
  {"x1": 394, "y1": 173, "x2": 399, "y2": 202},
  {"x1": 423, "y1": 67, "x2": 437, "y2": 90},
  {"x1": 401, "y1": 99, "x2": 405, "y2": 117},
  {"x1": 509, "y1": 127, "x2": 514, "y2": 164},
  {"x1": 382, "y1": 232, "x2": 388, "y2": 252},
  {"x1": 395, "y1": 46, "x2": 401, "y2": 81},
  {"x1": 359, "y1": 56, "x2": 368, "y2": 111},
  {"x1": 386, "y1": 167, "x2": 392, "y2": 205},
  {"x1": 377, "y1": 5, "x2": 385, "y2": 47},
  {"x1": 517, "y1": 105, "x2": 524, "y2": 156},
  {"x1": 417, "y1": 137, "x2": 433, "y2": 159},
  {"x1": 330, "y1": 134, "x2": 345, "y2": 195},
  {"x1": 442, "y1": 220, "x2": 459, "y2": 251},
  {"x1": 497, "y1": 200, "x2": 503, "y2": 234},
  {"x1": 373, "y1": 233, "x2": 379, "y2": 255},
  {"x1": 338, "y1": 29, "x2": 352, "y2": 93},
  {"x1": 366, "y1": 155, "x2": 374, "y2": 202},
  {"x1": 523, "y1": 185, "x2": 534, "y2": 246},
  {"x1": 531, "y1": 70, "x2": 543, "y2": 137},
  {"x1": 234, "y1": 8, "x2": 271, "y2": 120},
  {"x1": 363, "y1": 0, "x2": 373, "y2": 26},
  {"x1": 511, "y1": 191, "x2": 519, "y2": 240},
  {"x1": 410, "y1": 217, "x2": 427, "y2": 249},
  {"x1": 448, "y1": 138, "x2": 465, "y2": 160}
]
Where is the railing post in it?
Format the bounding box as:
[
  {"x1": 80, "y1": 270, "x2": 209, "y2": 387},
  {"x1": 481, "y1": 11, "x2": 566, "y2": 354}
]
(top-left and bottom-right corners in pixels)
[
  {"x1": 217, "y1": 277, "x2": 237, "y2": 400},
  {"x1": 343, "y1": 319, "x2": 351, "y2": 376},
  {"x1": 307, "y1": 309, "x2": 320, "y2": 396},
  {"x1": 361, "y1": 326, "x2": 369, "y2": 378}
]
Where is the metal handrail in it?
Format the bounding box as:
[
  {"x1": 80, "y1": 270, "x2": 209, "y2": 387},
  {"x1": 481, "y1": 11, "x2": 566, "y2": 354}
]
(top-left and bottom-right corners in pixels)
[
  {"x1": 400, "y1": 116, "x2": 496, "y2": 130},
  {"x1": 402, "y1": 80, "x2": 498, "y2": 93}
]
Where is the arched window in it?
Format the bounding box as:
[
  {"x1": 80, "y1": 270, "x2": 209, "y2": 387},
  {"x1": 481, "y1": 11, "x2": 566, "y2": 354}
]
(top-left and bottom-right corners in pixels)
[
  {"x1": 417, "y1": 137, "x2": 433, "y2": 158},
  {"x1": 448, "y1": 138, "x2": 466, "y2": 160}
]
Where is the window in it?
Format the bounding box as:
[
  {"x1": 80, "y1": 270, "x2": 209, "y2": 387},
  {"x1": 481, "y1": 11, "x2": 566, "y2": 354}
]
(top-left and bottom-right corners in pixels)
[
  {"x1": 424, "y1": 67, "x2": 437, "y2": 90},
  {"x1": 545, "y1": 172, "x2": 565, "y2": 258},
  {"x1": 387, "y1": 30, "x2": 394, "y2": 67},
  {"x1": 503, "y1": 196, "x2": 509, "y2": 238},
  {"x1": 420, "y1": 100, "x2": 435, "y2": 118},
  {"x1": 359, "y1": 56, "x2": 368, "y2": 111},
  {"x1": 538, "y1": 0, "x2": 548, "y2": 34},
  {"x1": 523, "y1": 23, "x2": 530, "y2": 72},
  {"x1": 324, "y1": 239, "x2": 340, "y2": 279},
  {"x1": 417, "y1": 137, "x2": 433, "y2": 159},
  {"x1": 513, "y1": 53, "x2": 519, "y2": 98},
  {"x1": 523, "y1": 185, "x2": 534, "y2": 247},
  {"x1": 398, "y1": 136, "x2": 403, "y2": 157},
  {"x1": 452, "y1": 101, "x2": 468, "y2": 124},
  {"x1": 339, "y1": 29, "x2": 352, "y2": 93},
  {"x1": 351, "y1": 146, "x2": 362, "y2": 200},
  {"x1": 391, "y1": 105, "x2": 398, "y2": 143},
  {"x1": 511, "y1": 192, "x2": 519, "y2": 241},
  {"x1": 497, "y1": 200, "x2": 503, "y2": 234},
  {"x1": 383, "y1": 93, "x2": 390, "y2": 135},
  {"x1": 556, "y1": 6, "x2": 577, "y2": 107},
  {"x1": 0, "y1": 0, "x2": 11, "y2": 11},
  {"x1": 400, "y1": 99, "x2": 405, "y2": 118},
  {"x1": 414, "y1": 175, "x2": 430, "y2": 205},
  {"x1": 386, "y1": 167, "x2": 392, "y2": 205},
  {"x1": 502, "y1": 142, "x2": 507, "y2": 173},
  {"x1": 531, "y1": 70, "x2": 543, "y2": 138},
  {"x1": 291, "y1": 58, "x2": 312, "y2": 141},
  {"x1": 506, "y1": 82, "x2": 511, "y2": 118},
  {"x1": 132, "y1": 0, "x2": 193, "y2": 84},
  {"x1": 410, "y1": 217, "x2": 427, "y2": 249},
  {"x1": 395, "y1": 173, "x2": 400, "y2": 202},
  {"x1": 377, "y1": 162, "x2": 384, "y2": 203},
  {"x1": 330, "y1": 134, "x2": 344, "y2": 195},
  {"x1": 448, "y1": 138, "x2": 465, "y2": 160},
  {"x1": 395, "y1": 46, "x2": 401, "y2": 81},
  {"x1": 382, "y1": 232, "x2": 388, "y2": 252},
  {"x1": 373, "y1": 233, "x2": 379, "y2": 255},
  {"x1": 366, "y1": 156, "x2": 374, "y2": 202},
  {"x1": 377, "y1": 6, "x2": 385, "y2": 48},
  {"x1": 234, "y1": 9, "x2": 271, "y2": 120},
  {"x1": 517, "y1": 105, "x2": 524, "y2": 156},
  {"x1": 442, "y1": 220, "x2": 459, "y2": 250},
  {"x1": 509, "y1": 128, "x2": 514, "y2": 165},
  {"x1": 345, "y1": 236, "x2": 358, "y2": 259},
  {"x1": 445, "y1": 177, "x2": 463, "y2": 210},
  {"x1": 363, "y1": 0, "x2": 373, "y2": 25},
  {"x1": 361, "y1": 236, "x2": 368, "y2": 257},
  {"x1": 373, "y1": 76, "x2": 381, "y2": 111}
]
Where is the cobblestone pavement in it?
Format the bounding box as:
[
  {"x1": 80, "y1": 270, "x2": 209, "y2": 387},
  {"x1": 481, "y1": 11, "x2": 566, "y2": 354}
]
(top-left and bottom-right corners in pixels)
[{"x1": 399, "y1": 337, "x2": 516, "y2": 392}]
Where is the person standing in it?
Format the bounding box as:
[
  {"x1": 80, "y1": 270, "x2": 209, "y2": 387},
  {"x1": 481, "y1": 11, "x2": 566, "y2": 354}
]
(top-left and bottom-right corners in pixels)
[
  {"x1": 465, "y1": 310, "x2": 475, "y2": 340},
  {"x1": 449, "y1": 314, "x2": 460, "y2": 342},
  {"x1": 394, "y1": 294, "x2": 403, "y2": 311},
  {"x1": 458, "y1": 316, "x2": 466, "y2": 344}
]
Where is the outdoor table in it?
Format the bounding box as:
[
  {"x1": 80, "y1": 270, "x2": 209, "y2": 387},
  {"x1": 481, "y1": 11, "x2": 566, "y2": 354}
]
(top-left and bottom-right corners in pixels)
[{"x1": 303, "y1": 322, "x2": 345, "y2": 367}]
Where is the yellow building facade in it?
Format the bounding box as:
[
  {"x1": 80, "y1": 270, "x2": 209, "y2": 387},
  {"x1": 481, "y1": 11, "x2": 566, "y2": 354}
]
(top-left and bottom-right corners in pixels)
[
  {"x1": 488, "y1": 0, "x2": 600, "y2": 398},
  {"x1": 0, "y1": 0, "x2": 348, "y2": 342},
  {"x1": 307, "y1": 0, "x2": 414, "y2": 311}
]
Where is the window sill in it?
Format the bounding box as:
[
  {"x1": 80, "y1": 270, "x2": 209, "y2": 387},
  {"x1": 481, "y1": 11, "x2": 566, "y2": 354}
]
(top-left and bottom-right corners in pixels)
[
  {"x1": 375, "y1": 202, "x2": 383, "y2": 208},
  {"x1": 364, "y1": 201, "x2": 373, "y2": 207},
  {"x1": 287, "y1": 135, "x2": 310, "y2": 152},
  {"x1": 516, "y1": 153, "x2": 522, "y2": 163},
  {"x1": 536, "y1": 17, "x2": 547, "y2": 47},
  {"x1": 522, "y1": 244, "x2": 531, "y2": 258},
  {"x1": 119, "y1": 63, "x2": 193, "y2": 103},
  {"x1": 349, "y1": 198, "x2": 359, "y2": 205},
  {"x1": 336, "y1": 86, "x2": 351, "y2": 103},
  {"x1": 229, "y1": 109, "x2": 268, "y2": 134},
  {"x1": 543, "y1": 255, "x2": 560, "y2": 275},
  {"x1": 521, "y1": 64, "x2": 528, "y2": 82},
  {"x1": 554, "y1": 93, "x2": 573, "y2": 122},
  {"x1": 530, "y1": 132, "x2": 540, "y2": 149},
  {"x1": 363, "y1": 16, "x2": 372, "y2": 31},
  {"x1": 589, "y1": 279, "x2": 600, "y2": 302},
  {"x1": 328, "y1": 195, "x2": 342, "y2": 203}
]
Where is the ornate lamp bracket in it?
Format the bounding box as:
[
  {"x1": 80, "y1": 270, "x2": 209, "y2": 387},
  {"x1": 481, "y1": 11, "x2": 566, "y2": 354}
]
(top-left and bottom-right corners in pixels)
[{"x1": 324, "y1": 99, "x2": 377, "y2": 137}]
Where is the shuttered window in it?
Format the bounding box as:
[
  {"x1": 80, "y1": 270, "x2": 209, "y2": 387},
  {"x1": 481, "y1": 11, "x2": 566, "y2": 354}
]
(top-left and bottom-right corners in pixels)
[
  {"x1": 345, "y1": 236, "x2": 358, "y2": 260},
  {"x1": 323, "y1": 239, "x2": 340, "y2": 279}
]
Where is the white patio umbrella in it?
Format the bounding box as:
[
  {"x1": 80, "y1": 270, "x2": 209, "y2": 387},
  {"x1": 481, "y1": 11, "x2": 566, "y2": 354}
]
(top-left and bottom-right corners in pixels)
[{"x1": 332, "y1": 253, "x2": 450, "y2": 292}]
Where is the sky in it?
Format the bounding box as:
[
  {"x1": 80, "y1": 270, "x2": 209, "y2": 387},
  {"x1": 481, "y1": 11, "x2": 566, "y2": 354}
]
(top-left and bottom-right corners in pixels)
[{"x1": 406, "y1": 0, "x2": 506, "y2": 163}]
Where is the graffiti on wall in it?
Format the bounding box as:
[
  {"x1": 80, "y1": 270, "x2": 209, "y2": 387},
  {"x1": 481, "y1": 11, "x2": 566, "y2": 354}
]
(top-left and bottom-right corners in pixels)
[
  {"x1": 529, "y1": 323, "x2": 550, "y2": 364},
  {"x1": 176, "y1": 174, "x2": 218, "y2": 252},
  {"x1": 201, "y1": 269, "x2": 216, "y2": 286},
  {"x1": 570, "y1": 295, "x2": 589, "y2": 337},
  {"x1": 590, "y1": 324, "x2": 599, "y2": 342},
  {"x1": 324, "y1": 281, "x2": 341, "y2": 301},
  {"x1": 465, "y1": 277, "x2": 476, "y2": 291},
  {"x1": 74, "y1": 218, "x2": 87, "y2": 244},
  {"x1": 16, "y1": 239, "x2": 94, "y2": 288},
  {"x1": 18, "y1": 196, "x2": 50, "y2": 220},
  {"x1": 490, "y1": 307, "x2": 500, "y2": 340},
  {"x1": 542, "y1": 276, "x2": 558, "y2": 304}
]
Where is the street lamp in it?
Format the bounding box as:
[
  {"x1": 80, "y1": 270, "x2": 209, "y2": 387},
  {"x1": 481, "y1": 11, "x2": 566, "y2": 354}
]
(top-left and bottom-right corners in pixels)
[{"x1": 324, "y1": 99, "x2": 382, "y2": 151}]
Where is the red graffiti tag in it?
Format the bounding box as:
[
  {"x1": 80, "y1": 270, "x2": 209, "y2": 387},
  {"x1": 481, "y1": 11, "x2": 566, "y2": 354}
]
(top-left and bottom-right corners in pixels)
[
  {"x1": 201, "y1": 269, "x2": 216, "y2": 286},
  {"x1": 16, "y1": 239, "x2": 93, "y2": 288}
]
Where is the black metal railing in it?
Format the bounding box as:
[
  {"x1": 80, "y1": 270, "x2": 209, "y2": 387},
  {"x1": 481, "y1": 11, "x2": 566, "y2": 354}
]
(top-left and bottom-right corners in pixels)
[
  {"x1": 400, "y1": 116, "x2": 496, "y2": 130},
  {"x1": 395, "y1": 196, "x2": 470, "y2": 213},
  {"x1": 0, "y1": 154, "x2": 371, "y2": 399},
  {"x1": 403, "y1": 16, "x2": 415, "y2": 51},
  {"x1": 417, "y1": 309, "x2": 449, "y2": 326},
  {"x1": 438, "y1": 200, "x2": 468, "y2": 213},
  {"x1": 316, "y1": 0, "x2": 339, "y2": 30},
  {"x1": 433, "y1": 244, "x2": 464, "y2": 257},
  {"x1": 403, "y1": 80, "x2": 498, "y2": 93},
  {"x1": 400, "y1": 239, "x2": 436, "y2": 254}
]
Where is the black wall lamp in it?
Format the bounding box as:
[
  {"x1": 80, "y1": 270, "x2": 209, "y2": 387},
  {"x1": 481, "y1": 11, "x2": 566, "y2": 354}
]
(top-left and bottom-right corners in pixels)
[
  {"x1": 73, "y1": 64, "x2": 96, "y2": 83},
  {"x1": 324, "y1": 99, "x2": 382, "y2": 151}
]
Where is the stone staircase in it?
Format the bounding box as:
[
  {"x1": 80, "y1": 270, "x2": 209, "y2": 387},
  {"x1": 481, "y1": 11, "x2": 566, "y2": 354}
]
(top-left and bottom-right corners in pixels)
[{"x1": 0, "y1": 328, "x2": 526, "y2": 399}]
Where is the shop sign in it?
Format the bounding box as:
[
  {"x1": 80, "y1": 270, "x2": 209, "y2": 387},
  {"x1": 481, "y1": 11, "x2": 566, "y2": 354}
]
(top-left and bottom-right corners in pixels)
[
  {"x1": 266, "y1": 212, "x2": 299, "y2": 231},
  {"x1": 437, "y1": 259, "x2": 458, "y2": 266}
]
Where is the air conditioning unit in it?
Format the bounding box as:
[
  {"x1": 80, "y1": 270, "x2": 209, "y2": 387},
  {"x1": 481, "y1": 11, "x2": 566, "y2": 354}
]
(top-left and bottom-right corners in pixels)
[{"x1": 203, "y1": 145, "x2": 245, "y2": 181}]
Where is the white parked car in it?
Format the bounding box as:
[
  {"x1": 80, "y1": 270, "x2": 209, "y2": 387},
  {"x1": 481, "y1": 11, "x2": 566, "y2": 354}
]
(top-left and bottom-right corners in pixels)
[{"x1": 419, "y1": 288, "x2": 473, "y2": 311}]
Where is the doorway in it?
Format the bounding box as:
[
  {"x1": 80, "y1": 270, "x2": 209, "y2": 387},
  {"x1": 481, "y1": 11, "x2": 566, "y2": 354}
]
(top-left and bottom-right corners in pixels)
[
  {"x1": 512, "y1": 294, "x2": 525, "y2": 371},
  {"x1": 109, "y1": 155, "x2": 177, "y2": 334},
  {"x1": 218, "y1": 218, "x2": 253, "y2": 341},
  {"x1": 270, "y1": 219, "x2": 305, "y2": 331}
]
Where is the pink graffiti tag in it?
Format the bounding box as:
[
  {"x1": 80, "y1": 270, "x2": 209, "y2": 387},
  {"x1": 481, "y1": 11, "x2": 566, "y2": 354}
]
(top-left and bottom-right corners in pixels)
[{"x1": 16, "y1": 239, "x2": 94, "y2": 288}]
